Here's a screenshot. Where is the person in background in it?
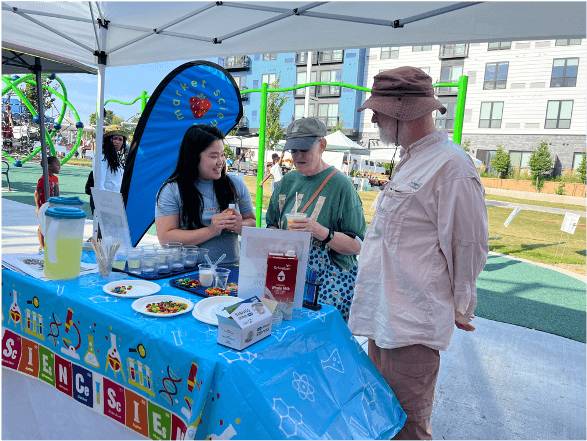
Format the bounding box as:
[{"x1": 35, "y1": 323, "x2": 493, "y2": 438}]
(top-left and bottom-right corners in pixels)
[
  {"x1": 348, "y1": 67, "x2": 488, "y2": 440},
  {"x1": 266, "y1": 118, "x2": 366, "y2": 321},
  {"x1": 95, "y1": 130, "x2": 128, "y2": 192},
  {"x1": 34, "y1": 156, "x2": 61, "y2": 250},
  {"x1": 262, "y1": 152, "x2": 283, "y2": 192},
  {"x1": 155, "y1": 125, "x2": 256, "y2": 265}
]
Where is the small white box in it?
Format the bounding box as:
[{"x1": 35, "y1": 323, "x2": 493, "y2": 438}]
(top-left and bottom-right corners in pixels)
[{"x1": 216, "y1": 296, "x2": 273, "y2": 350}]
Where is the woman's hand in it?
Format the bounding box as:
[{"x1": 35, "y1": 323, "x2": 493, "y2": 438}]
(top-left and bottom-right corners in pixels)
[
  {"x1": 210, "y1": 211, "x2": 237, "y2": 235},
  {"x1": 224, "y1": 210, "x2": 244, "y2": 234},
  {"x1": 287, "y1": 217, "x2": 328, "y2": 241}
]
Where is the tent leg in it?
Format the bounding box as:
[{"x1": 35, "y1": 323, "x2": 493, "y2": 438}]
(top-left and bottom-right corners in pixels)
[{"x1": 34, "y1": 58, "x2": 50, "y2": 203}]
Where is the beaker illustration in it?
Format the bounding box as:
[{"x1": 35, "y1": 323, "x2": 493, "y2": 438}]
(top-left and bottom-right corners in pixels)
[
  {"x1": 9, "y1": 290, "x2": 22, "y2": 326},
  {"x1": 105, "y1": 332, "x2": 125, "y2": 381},
  {"x1": 83, "y1": 334, "x2": 100, "y2": 368}
]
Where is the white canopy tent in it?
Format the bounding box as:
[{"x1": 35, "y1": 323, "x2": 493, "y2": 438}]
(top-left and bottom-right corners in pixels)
[{"x1": 2, "y1": 1, "x2": 585, "y2": 203}]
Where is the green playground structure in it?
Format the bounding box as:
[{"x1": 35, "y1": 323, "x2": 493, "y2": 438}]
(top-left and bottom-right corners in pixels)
[
  {"x1": 241, "y1": 75, "x2": 469, "y2": 226},
  {"x1": 2, "y1": 74, "x2": 85, "y2": 165}
]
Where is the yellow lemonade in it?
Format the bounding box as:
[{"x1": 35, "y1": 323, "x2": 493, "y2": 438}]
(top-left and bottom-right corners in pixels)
[
  {"x1": 112, "y1": 259, "x2": 126, "y2": 270},
  {"x1": 44, "y1": 237, "x2": 83, "y2": 279}
]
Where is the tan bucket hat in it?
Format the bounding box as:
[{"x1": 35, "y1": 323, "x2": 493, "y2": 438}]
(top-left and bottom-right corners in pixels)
[{"x1": 358, "y1": 66, "x2": 446, "y2": 121}]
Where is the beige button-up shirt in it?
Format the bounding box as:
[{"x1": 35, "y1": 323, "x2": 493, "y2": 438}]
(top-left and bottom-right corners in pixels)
[{"x1": 348, "y1": 131, "x2": 488, "y2": 351}]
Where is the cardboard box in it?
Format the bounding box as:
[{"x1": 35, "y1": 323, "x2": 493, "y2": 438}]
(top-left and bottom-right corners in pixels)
[{"x1": 216, "y1": 296, "x2": 272, "y2": 350}]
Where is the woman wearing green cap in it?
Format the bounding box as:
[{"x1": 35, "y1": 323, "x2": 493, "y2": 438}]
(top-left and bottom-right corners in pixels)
[{"x1": 266, "y1": 117, "x2": 366, "y2": 321}]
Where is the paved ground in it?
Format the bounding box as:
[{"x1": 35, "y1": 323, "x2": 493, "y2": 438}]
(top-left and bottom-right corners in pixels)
[{"x1": 2, "y1": 198, "x2": 586, "y2": 439}]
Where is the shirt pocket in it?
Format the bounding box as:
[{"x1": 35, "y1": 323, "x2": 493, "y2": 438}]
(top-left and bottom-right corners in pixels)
[{"x1": 373, "y1": 185, "x2": 415, "y2": 246}]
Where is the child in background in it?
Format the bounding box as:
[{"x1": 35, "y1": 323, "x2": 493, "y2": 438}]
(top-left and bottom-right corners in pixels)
[{"x1": 34, "y1": 156, "x2": 61, "y2": 250}]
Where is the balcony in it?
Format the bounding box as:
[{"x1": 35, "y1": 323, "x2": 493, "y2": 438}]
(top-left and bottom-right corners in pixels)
[
  {"x1": 237, "y1": 116, "x2": 249, "y2": 129},
  {"x1": 296, "y1": 52, "x2": 318, "y2": 65},
  {"x1": 240, "y1": 87, "x2": 249, "y2": 102},
  {"x1": 294, "y1": 86, "x2": 316, "y2": 97},
  {"x1": 318, "y1": 50, "x2": 344, "y2": 64},
  {"x1": 439, "y1": 43, "x2": 469, "y2": 59},
  {"x1": 224, "y1": 55, "x2": 251, "y2": 71},
  {"x1": 316, "y1": 85, "x2": 341, "y2": 98}
]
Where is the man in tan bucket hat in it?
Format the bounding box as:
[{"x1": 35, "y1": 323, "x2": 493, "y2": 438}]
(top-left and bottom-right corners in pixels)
[{"x1": 349, "y1": 67, "x2": 488, "y2": 439}]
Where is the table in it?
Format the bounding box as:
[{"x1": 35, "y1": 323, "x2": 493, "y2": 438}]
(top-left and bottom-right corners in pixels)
[{"x1": 2, "y1": 268, "x2": 405, "y2": 439}]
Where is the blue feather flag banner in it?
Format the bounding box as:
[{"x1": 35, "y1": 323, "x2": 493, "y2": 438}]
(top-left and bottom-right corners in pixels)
[{"x1": 121, "y1": 61, "x2": 243, "y2": 246}]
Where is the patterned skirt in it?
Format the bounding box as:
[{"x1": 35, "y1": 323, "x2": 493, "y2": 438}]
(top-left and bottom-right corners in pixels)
[{"x1": 306, "y1": 243, "x2": 358, "y2": 322}]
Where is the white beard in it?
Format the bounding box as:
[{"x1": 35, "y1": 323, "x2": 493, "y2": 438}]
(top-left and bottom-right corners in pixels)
[{"x1": 378, "y1": 126, "x2": 397, "y2": 146}]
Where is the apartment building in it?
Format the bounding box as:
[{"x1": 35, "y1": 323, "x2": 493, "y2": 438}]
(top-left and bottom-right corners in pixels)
[{"x1": 359, "y1": 39, "x2": 587, "y2": 174}]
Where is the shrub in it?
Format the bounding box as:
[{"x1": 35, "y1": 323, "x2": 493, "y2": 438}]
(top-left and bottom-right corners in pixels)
[
  {"x1": 529, "y1": 141, "x2": 553, "y2": 192},
  {"x1": 491, "y1": 145, "x2": 510, "y2": 179}
]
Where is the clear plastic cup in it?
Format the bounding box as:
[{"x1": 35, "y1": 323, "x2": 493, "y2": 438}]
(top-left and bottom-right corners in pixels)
[
  {"x1": 156, "y1": 249, "x2": 171, "y2": 275},
  {"x1": 111, "y1": 250, "x2": 127, "y2": 271},
  {"x1": 141, "y1": 253, "x2": 157, "y2": 277},
  {"x1": 198, "y1": 263, "x2": 215, "y2": 287},
  {"x1": 285, "y1": 212, "x2": 307, "y2": 228},
  {"x1": 127, "y1": 248, "x2": 142, "y2": 275},
  {"x1": 214, "y1": 267, "x2": 231, "y2": 290},
  {"x1": 183, "y1": 245, "x2": 199, "y2": 269},
  {"x1": 198, "y1": 248, "x2": 209, "y2": 265},
  {"x1": 164, "y1": 243, "x2": 184, "y2": 272}
]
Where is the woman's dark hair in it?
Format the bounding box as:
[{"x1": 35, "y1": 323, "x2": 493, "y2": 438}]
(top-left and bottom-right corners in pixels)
[
  {"x1": 160, "y1": 125, "x2": 236, "y2": 229},
  {"x1": 102, "y1": 134, "x2": 127, "y2": 173}
]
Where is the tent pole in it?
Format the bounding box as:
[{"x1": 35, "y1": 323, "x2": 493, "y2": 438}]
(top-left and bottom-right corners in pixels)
[
  {"x1": 92, "y1": 22, "x2": 108, "y2": 237},
  {"x1": 255, "y1": 82, "x2": 268, "y2": 227},
  {"x1": 33, "y1": 57, "x2": 50, "y2": 202}
]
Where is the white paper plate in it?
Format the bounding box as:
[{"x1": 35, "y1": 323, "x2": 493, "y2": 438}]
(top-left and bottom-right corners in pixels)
[
  {"x1": 103, "y1": 279, "x2": 161, "y2": 298},
  {"x1": 192, "y1": 296, "x2": 241, "y2": 326},
  {"x1": 131, "y1": 295, "x2": 194, "y2": 317}
]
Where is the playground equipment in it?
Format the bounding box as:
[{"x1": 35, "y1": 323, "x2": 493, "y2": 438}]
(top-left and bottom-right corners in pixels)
[
  {"x1": 1, "y1": 73, "x2": 85, "y2": 165},
  {"x1": 241, "y1": 76, "x2": 469, "y2": 226}
]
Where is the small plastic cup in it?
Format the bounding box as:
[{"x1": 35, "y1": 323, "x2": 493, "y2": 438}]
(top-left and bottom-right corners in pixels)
[
  {"x1": 127, "y1": 248, "x2": 142, "y2": 275},
  {"x1": 198, "y1": 263, "x2": 215, "y2": 287},
  {"x1": 164, "y1": 243, "x2": 184, "y2": 272},
  {"x1": 214, "y1": 267, "x2": 231, "y2": 290},
  {"x1": 198, "y1": 248, "x2": 209, "y2": 265},
  {"x1": 111, "y1": 250, "x2": 127, "y2": 271},
  {"x1": 156, "y1": 249, "x2": 171, "y2": 275},
  {"x1": 141, "y1": 253, "x2": 157, "y2": 277},
  {"x1": 183, "y1": 245, "x2": 199, "y2": 269},
  {"x1": 286, "y1": 212, "x2": 307, "y2": 228}
]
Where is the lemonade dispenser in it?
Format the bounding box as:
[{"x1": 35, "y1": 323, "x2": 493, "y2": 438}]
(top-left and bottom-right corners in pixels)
[
  {"x1": 44, "y1": 206, "x2": 86, "y2": 280},
  {"x1": 38, "y1": 196, "x2": 84, "y2": 235}
]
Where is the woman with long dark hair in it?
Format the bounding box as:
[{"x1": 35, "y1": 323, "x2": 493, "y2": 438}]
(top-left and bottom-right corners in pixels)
[
  {"x1": 96, "y1": 131, "x2": 128, "y2": 192},
  {"x1": 155, "y1": 125, "x2": 255, "y2": 264}
]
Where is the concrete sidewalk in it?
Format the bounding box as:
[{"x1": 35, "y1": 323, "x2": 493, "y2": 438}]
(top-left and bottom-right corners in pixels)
[
  {"x1": 2, "y1": 198, "x2": 586, "y2": 440},
  {"x1": 487, "y1": 198, "x2": 586, "y2": 217}
]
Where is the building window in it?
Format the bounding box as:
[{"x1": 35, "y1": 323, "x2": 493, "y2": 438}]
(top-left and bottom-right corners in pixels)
[
  {"x1": 262, "y1": 53, "x2": 277, "y2": 61},
  {"x1": 551, "y1": 58, "x2": 579, "y2": 87},
  {"x1": 438, "y1": 60, "x2": 463, "y2": 95},
  {"x1": 484, "y1": 62, "x2": 509, "y2": 89},
  {"x1": 488, "y1": 41, "x2": 512, "y2": 50},
  {"x1": 296, "y1": 52, "x2": 317, "y2": 65},
  {"x1": 295, "y1": 103, "x2": 315, "y2": 119},
  {"x1": 510, "y1": 151, "x2": 533, "y2": 170},
  {"x1": 573, "y1": 152, "x2": 586, "y2": 171},
  {"x1": 380, "y1": 47, "x2": 399, "y2": 60},
  {"x1": 295, "y1": 71, "x2": 317, "y2": 96},
  {"x1": 439, "y1": 43, "x2": 468, "y2": 58},
  {"x1": 435, "y1": 96, "x2": 456, "y2": 130},
  {"x1": 261, "y1": 73, "x2": 278, "y2": 85},
  {"x1": 318, "y1": 50, "x2": 344, "y2": 63},
  {"x1": 545, "y1": 100, "x2": 573, "y2": 129},
  {"x1": 317, "y1": 70, "x2": 341, "y2": 96},
  {"x1": 317, "y1": 103, "x2": 339, "y2": 128},
  {"x1": 479, "y1": 102, "x2": 504, "y2": 128},
  {"x1": 412, "y1": 45, "x2": 432, "y2": 52},
  {"x1": 476, "y1": 149, "x2": 497, "y2": 172},
  {"x1": 555, "y1": 39, "x2": 582, "y2": 46}
]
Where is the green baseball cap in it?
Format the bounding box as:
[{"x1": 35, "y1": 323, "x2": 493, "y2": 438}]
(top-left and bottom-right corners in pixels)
[{"x1": 284, "y1": 117, "x2": 327, "y2": 151}]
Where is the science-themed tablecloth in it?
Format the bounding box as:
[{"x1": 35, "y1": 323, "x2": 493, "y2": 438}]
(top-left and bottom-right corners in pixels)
[{"x1": 2, "y1": 268, "x2": 405, "y2": 439}]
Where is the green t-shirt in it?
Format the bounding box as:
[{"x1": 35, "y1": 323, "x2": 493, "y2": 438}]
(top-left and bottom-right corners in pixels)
[{"x1": 266, "y1": 166, "x2": 366, "y2": 270}]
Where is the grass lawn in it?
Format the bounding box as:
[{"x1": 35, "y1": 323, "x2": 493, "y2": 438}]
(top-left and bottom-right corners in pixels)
[{"x1": 3, "y1": 163, "x2": 585, "y2": 275}]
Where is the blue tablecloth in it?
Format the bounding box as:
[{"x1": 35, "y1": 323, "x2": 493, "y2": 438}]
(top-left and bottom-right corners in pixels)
[{"x1": 1, "y1": 268, "x2": 405, "y2": 439}]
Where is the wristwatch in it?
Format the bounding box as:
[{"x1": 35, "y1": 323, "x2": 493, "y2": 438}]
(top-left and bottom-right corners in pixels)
[{"x1": 322, "y1": 228, "x2": 335, "y2": 245}]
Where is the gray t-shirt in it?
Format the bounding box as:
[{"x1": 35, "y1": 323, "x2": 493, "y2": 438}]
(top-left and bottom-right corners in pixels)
[{"x1": 155, "y1": 174, "x2": 253, "y2": 265}]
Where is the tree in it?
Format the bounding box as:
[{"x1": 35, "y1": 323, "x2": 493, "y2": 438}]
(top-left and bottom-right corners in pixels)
[
  {"x1": 265, "y1": 80, "x2": 288, "y2": 150},
  {"x1": 89, "y1": 109, "x2": 123, "y2": 127},
  {"x1": 330, "y1": 117, "x2": 344, "y2": 133},
  {"x1": 577, "y1": 155, "x2": 586, "y2": 184},
  {"x1": 491, "y1": 145, "x2": 510, "y2": 178},
  {"x1": 461, "y1": 139, "x2": 471, "y2": 153},
  {"x1": 529, "y1": 141, "x2": 553, "y2": 191},
  {"x1": 23, "y1": 80, "x2": 53, "y2": 114}
]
